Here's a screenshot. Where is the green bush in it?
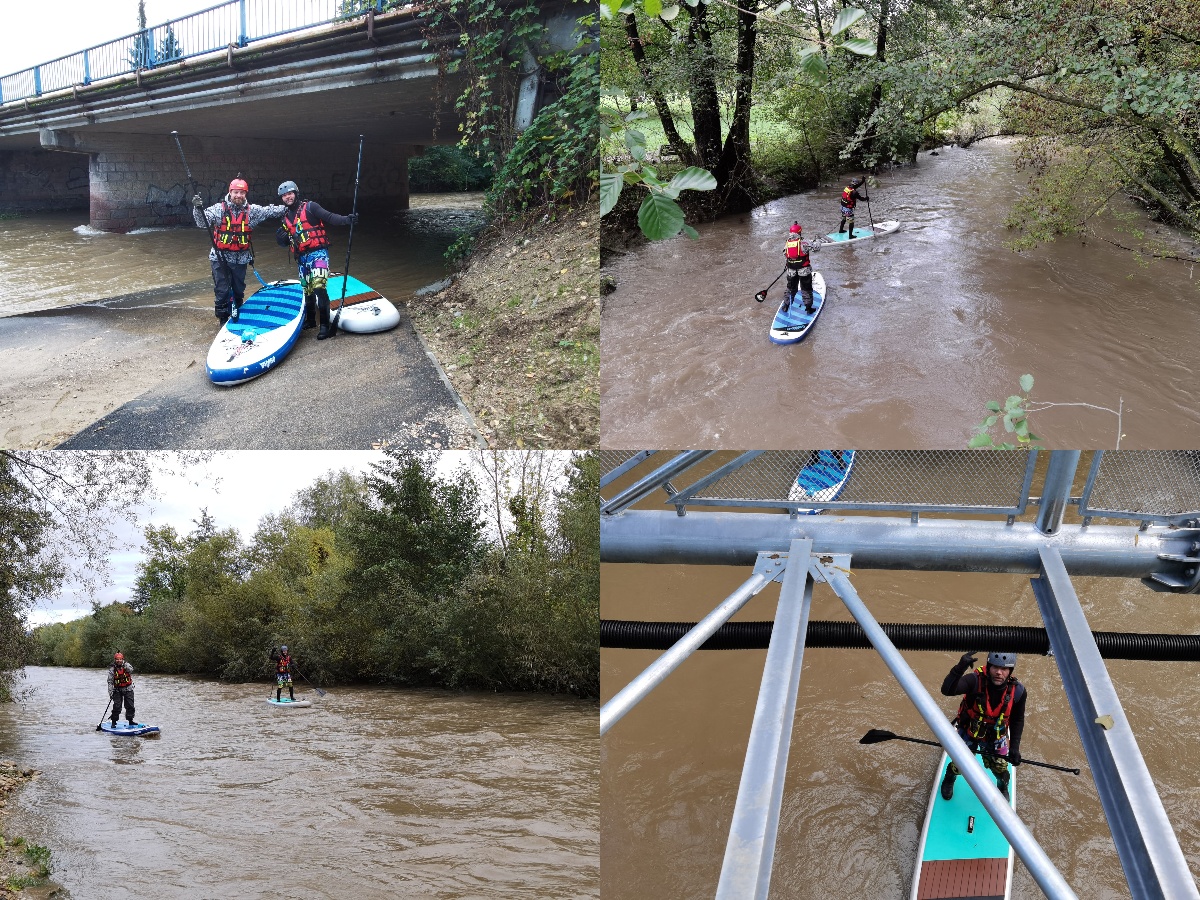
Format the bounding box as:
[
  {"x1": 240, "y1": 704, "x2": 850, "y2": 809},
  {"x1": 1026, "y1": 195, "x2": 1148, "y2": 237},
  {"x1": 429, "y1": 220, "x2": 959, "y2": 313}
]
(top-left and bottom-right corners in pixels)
[{"x1": 409, "y1": 146, "x2": 493, "y2": 193}]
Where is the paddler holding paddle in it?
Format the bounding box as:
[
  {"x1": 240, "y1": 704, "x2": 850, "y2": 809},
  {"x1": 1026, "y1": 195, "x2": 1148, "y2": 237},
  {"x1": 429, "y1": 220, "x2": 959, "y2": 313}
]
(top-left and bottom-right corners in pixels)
[
  {"x1": 275, "y1": 181, "x2": 359, "y2": 341},
  {"x1": 782, "y1": 222, "x2": 821, "y2": 314},
  {"x1": 939, "y1": 651, "x2": 1025, "y2": 801},
  {"x1": 192, "y1": 179, "x2": 287, "y2": 326},
  {"x1": 269, "y1": 645, "x2": 296, "y2": 702},
  {"x1": 106, "y1": 651, "x2": 137, "y2": 729},
  {"x1": 837, "y1": 176, "x2": 870, "y2": 238}
]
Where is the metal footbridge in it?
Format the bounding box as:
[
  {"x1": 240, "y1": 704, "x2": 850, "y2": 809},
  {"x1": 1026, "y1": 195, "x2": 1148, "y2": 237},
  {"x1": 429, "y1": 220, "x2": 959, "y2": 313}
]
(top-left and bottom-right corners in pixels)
[{"x1": 600, "y1": 450, "x2": 1200, "y2": 900}]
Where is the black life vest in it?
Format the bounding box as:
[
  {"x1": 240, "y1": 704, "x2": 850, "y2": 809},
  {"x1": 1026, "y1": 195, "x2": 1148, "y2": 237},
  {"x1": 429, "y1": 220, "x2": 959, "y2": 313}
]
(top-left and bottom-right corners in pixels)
[
  {"x1": 955, "y1": 665, "x2": 1019, "y2": 743},
  {"x1": 784, "y1": 236, "x2": 810, "y2": 268},
  {"x1": 112, "y1": 664, "x2": 133, "y2": 689},
  {"x1": 214, "y1": 202, "x2": 251, "y2": 251},
  {"x1": 282, "y1": 202, "x2": 328, "y2": 254},
  {"x1": 841, "y1": 185, "x2": 858, "y2": 210}
]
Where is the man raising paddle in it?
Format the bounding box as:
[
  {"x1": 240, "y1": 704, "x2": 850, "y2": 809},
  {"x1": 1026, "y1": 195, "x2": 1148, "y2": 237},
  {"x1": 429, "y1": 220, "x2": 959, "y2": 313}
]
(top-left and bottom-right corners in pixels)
[{"x1": 939, "y1": 650, "x2": 1026, "y2": 801}]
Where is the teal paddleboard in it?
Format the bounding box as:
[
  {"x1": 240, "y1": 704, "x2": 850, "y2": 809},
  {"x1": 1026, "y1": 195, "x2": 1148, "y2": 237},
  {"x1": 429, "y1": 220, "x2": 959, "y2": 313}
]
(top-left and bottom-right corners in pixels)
[
  {"x1": 823, "y1": 220, "x2": 901, "y2": 244},
  {"x1": 910, "y1": 752, "x2": 1014, "y2": 900}
]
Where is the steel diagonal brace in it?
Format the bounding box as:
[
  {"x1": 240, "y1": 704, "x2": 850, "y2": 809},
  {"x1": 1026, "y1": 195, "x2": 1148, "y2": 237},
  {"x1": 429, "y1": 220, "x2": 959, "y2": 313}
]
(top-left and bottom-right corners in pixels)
[
  {"x1": 1032, "y1": 547, "x2": 1200, "y2": 899},
  {"x1": 716, "y1": 540, "x2": 813, "y2": 900},
  {"x1": 814, "y1": 556, "x2": 1079, "y2": 900}
]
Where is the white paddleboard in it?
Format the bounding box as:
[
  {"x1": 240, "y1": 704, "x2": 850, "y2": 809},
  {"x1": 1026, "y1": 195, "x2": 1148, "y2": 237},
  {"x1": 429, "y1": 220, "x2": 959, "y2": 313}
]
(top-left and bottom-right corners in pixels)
[
  {"x1": 267, "y1": 697, "x2": 312, "y2": 708},
  {"x1": 788, "y1": 450, "x2": 855, "y2": 510},
  {"x1": 206, "y1": 280, "x2": 305, "y2": 385},
  {"x1": 326, "y1": 274, "x2": 401, "y2": 334},
  {"x1": 823, "y1": 220, "x2": 901, "y2": 244}
]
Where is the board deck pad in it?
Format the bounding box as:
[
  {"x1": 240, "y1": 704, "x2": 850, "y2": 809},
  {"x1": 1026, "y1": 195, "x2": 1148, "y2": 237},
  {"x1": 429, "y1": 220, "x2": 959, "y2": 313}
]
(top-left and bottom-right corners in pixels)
[
  {"x1": 99, "y1": 722, "x2": 160, "y2": 736},
  {"x1": 267, "y1": 697, "x2": 312, "y2": 708},
  {"x1": 912, "y1": 752, "x2": 1015, "y2": 900},
  {"x1": 788, "y1": 450, "x2": 855, "y2": 509},
  {"x1": 769, "y1": 272, "x2": 826, "y2": 345},
  {"x1": 823, "y1": 219, "x2": 901, "y2": 244}
]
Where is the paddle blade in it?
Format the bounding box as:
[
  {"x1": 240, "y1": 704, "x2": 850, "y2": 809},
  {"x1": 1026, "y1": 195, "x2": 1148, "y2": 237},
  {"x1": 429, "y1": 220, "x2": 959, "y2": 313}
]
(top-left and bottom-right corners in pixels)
[
  {"x1": 859, "y1": 729, "x2": 896, "y2": 745},
  {"x1": 754, "y1": 289, "x2": 768, "y2": 303},
  {"x1": 314, "y1": 687, "x2": 327, "y2": 697}
]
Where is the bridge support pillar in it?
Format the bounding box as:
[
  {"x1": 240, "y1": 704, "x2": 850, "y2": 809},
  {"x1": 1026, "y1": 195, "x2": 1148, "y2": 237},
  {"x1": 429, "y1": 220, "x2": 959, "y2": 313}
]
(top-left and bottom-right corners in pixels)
[{"x1": 37, "y1": 128, "x2": 418, "y2": 233}]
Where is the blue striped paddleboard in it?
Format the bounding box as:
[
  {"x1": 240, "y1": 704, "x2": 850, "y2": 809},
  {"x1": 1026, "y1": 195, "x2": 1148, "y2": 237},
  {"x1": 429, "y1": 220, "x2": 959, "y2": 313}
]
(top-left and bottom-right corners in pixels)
[
  {"x1": 99, "y1": 721, "x2": 161, "y2": 736},
  {"x1": 206, "y1": 280, "x2": 305, "y2": 385},
  {"x1": 769, "y1": 272, "x2": 827, "y2": 345},
  {"x1": 910, "y1": 752, "x2": 1015, "y2": 900},
  {"x1": 788, "y1": 450, "x2": 855, "y2": 512},
  {"x1": 823, "y1": 219, "x2": 901, "y2": 244}
]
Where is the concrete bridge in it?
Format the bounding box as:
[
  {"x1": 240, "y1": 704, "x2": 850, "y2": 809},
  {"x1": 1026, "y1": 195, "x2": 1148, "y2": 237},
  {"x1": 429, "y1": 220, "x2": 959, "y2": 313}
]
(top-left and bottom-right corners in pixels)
[{"x1": 0, "y1": 0, "x2": 585, "y2": 231}]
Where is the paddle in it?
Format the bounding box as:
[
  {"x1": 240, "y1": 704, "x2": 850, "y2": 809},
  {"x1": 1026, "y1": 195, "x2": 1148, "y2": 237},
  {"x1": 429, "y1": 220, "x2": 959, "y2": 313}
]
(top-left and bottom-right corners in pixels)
[
  {"x1": 95, "y1": 696, "x2": 113, "y2": 731},
  {"x1": 292, "y1": 664, "x2": 327, "y2": 698},
  {"x1": 328, "y1": 134, "x2": 365, "y2": 339},
  {"x1": 755, "y1": 266, "x2": 787, "y2": 303},
  {"x1": 864, "y1": 186, "x2": 876, "y2": 234},
  {"x1": 171, "y1": 131, "x2": 239, "y2": 311},
  {"x1": 860, "y1": 729, "x2": 1081, "y2": 774}
]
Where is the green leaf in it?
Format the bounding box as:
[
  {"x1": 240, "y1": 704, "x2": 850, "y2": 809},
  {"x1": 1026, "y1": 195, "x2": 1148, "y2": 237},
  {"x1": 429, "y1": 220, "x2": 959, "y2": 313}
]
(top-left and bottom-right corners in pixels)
[
  {"x1": 625, "y1": 109, "x2": 651, "y2": 122},
  {"x1": 1005, "y1": 395, "x2": 1023, "y2": 409},
  {"x1": 600, "y1": 172, "x2": 624, "y2": 217},
  {"x1": 1015, "y1": 419, "x2": 1030, "y2": 437},
  {"x1": 773, "y1": 0, "x2": 792, "y2": 13},
  {"x1": 660, "y1": 3, "x2": 680, "y2": 19},
  {"x1": 644, "y1": 0, "x2": 662, "y2": 16},
  {"x1": 638, "y1": 193, "x2": 686, "y2": 241},
  {"x1": 600, "y1": 0, "x2": 623, "y2": 18},
  {"x1": 986, "y1": 401, "x2": 1002, "y2": 412},
  {"x1": 1003, "y1": 414, "x2": 1015, "y2": 433},
  {"x1": 682, "y1": 223, "x2": 700, "y2": 240},
  {"x1": 1019, "y1": 373, "x2": 1034, "y2": 393},
  {"x1": 830, "y1": 7, "x2": 865, "y2": 35},
  {"x1": 838, "y1": 37, "x2": 878, "y2": 55},
  {"x1": 667, "y1": 166, "x2": 718, "y2": 193},
  {"x1": 625, "y1": 127, "x2": 647, "y2": 161},
  {"x1": 798, "y1": 43, "x2": 822, "y2": 58},
  {"x1": 799, "y1": 51, "x2": 828, "y2": 77},
  {"x1": 985, "y1": 415, "x2": 998, "y2": 427},
  {"x1": 968, "y1": 434, "x2": 994, "y2": 448}
]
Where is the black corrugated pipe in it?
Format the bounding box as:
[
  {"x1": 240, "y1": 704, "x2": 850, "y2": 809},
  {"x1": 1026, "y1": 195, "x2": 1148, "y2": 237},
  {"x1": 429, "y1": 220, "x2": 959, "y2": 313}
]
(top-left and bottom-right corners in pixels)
[{"x1": 600, "y1": 619, "x2": 1200, "y2": 661}]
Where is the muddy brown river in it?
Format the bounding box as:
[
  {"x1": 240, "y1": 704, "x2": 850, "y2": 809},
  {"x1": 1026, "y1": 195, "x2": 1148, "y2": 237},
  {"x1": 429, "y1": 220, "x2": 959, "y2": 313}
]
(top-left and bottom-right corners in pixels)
[
  {"x1": 600, "y1": 139, "x2": 1200, "y2": 448},
  {"x1": 1, "y1": 666, "x2": 597, "y2": 899}
]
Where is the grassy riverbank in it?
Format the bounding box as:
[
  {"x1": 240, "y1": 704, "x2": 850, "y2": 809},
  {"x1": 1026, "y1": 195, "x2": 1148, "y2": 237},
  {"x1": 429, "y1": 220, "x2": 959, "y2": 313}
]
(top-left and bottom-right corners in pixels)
[
  {"x1": 408, "y1": 206, "x2": 600, "y2": 449},
  {"x1": 0, "y1": 763, "x2": 55, "y2": 898}
]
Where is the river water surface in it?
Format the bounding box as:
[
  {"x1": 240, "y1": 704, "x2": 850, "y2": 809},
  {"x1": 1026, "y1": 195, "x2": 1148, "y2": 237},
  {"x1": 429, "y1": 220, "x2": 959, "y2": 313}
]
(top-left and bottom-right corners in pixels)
[
  {"x1": 601, "y1": 139, "x2": 1200, "y2": 448},
  {"x1": 1, "y1": 666, "x2": 597, "y2": 899}
]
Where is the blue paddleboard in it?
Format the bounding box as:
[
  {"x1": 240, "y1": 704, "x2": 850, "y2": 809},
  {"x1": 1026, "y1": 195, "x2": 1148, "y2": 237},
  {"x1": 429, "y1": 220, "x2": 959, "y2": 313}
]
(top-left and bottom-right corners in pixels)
[
  {"x1": 769, "y1": 272, "x2": 827, "y2": 345},
  {"x1": 788, "y1": 450, "x2": 855, "y2": 510},
  {"x1": 823, "y1": 219, "x2": 901, "y2": 244},
  {"x1": 206, "y1": 280, "x2": 305, "y2": 385},
  {"x1": 910, "y1": 752, "x2": 1015, "y2": 900},
  {"x1": 99, "y1": 722, "x2": 160, "y2": 736}
]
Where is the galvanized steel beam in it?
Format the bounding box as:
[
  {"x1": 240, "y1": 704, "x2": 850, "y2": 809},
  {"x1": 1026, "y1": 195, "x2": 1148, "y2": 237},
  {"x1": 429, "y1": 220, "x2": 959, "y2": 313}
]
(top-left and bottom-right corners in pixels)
[
  {"x1": 600, "y1": 451, "x2": 716, "y2": 516},
  {"x1": 716, "y1": 540, "x2": 813, "y2": 900},
  {"x1": 816, "y1": 558, "x2": 1079, "y2": 900},
  {"x1": 1032, "y1": 547, "x2": 1200, "y2": 899},
  {"x1": 1036, "y1": 450, "x2": 1081, "y2": 535},
  {"x1": 600, "y1": 511, "x2": 1196, "y2": 579}
]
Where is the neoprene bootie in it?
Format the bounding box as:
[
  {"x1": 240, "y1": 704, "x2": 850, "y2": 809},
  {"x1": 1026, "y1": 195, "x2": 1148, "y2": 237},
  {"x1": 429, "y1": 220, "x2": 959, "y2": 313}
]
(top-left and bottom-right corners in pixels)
[
  {"x1": 940, "y1": 769, "x2": 956, "y2": 800},
  {"x1": 316, "y1": 293, "x2": 332, "y2": 340}
]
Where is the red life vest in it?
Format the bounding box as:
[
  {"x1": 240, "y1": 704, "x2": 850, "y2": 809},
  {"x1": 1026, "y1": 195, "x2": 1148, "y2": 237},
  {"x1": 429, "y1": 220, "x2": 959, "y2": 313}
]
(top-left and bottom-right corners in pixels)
[
  {"x1": 276, "y1": 654, "x2": 291, "y2": 675},
  {"x1": 112, "y1": 664, "x2": 133, "y2": 689},
  {"x1": 784, "y1": 235, "x2": 810, "y2": 268},
  {"x1": 214, "y1": 202, "x2": 251, "y2": 251},
  {"x1": 283, "y1": 202, "x2": 328, "y2": 254},
  {"x1": 841, "y1": 185, "x2": 858, "y2": 210},
  {"x1": 955, "y1": 665, "x2": 1018, "y2": 742}
]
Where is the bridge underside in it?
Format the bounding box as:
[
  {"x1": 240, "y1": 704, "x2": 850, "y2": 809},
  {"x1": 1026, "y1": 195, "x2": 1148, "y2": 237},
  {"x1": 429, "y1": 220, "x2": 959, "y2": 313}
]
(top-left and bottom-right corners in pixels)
[{"x1": 0, "y1": 7, "x2": 479, "y2": 229}]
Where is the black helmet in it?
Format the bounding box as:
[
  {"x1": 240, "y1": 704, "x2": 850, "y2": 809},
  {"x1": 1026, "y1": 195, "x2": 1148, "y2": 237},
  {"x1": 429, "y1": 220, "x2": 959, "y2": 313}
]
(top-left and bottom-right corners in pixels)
[
  {"x1": 987, "y1": 651, "x2": 1016, "y2": 669},
  {"x1": 851, "y1": 176, "x2": 865, "y2": 187},
  {"x1": 277, "y1": 180, "x2": 299, "y2": 198}
]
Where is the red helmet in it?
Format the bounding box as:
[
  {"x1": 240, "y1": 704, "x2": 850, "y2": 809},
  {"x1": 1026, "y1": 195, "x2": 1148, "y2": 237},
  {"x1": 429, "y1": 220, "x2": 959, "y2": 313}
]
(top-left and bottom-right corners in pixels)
[
  {"x1": 228, "y1": 178, "x2": 249, "y2": 193},
  {"x1": 789, "y1": 222, "x2": 802, "y2": 234},
  {"x1": 114, "y1": 652, "x2": 124, "y2": 661}
]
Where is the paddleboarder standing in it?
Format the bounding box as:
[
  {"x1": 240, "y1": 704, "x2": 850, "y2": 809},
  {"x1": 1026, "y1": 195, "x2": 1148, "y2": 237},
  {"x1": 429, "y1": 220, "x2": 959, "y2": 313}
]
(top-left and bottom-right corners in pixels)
[
  {"x1": 939, "y1": 651, "x2": 1025, "y2": 801},
  {"x1": 269, "y1": 645, "x2": 296, "y2": 702},
  {"x1": 782, "y1": 222, "x2": 821, "y2": 314},
  {"x1": 275, "y1": 181, "x2": 359, "y2": 341},
  {"x1": 192, "y1": 179, "x2": 287, "y2": 326},
  {"x1": 107, "y1": 652, "x2": 136, "y2": 728},
  {"x1": 837, "y1": 176, "x2": 870, "y2": 238}
]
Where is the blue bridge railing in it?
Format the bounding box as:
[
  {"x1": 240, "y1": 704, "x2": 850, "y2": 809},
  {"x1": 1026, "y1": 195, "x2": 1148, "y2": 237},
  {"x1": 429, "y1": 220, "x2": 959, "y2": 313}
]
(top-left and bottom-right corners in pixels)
[{"x1": 0, "y1": 0, "x2": 393, "y2": 106}]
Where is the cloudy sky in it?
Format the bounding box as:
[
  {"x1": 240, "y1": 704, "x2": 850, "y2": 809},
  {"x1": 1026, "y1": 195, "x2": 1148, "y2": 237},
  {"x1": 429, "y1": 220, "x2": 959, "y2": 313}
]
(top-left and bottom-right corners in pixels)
[
  {"x1": 2, "y1": 1, "x2": 331, "y2": 77},
  {"x1": 29, "y1": 450, "x2": 391, "y2": 626}
]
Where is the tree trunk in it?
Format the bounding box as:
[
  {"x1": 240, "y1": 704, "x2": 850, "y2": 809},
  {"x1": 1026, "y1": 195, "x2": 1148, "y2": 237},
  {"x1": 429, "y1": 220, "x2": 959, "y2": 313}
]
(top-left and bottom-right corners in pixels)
[
  {"x1": 685, "y1": 2, "x2": 724, "y2": 170},
  {"x1": 714, "y1": 0, "x2": 759, "y2": 212},
  {"x1": 623, "y1": 14, "x2": 696, "y2": 165},
  {"x1": 862, "y1": 0, "x2": 889, "y2": 160}
]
